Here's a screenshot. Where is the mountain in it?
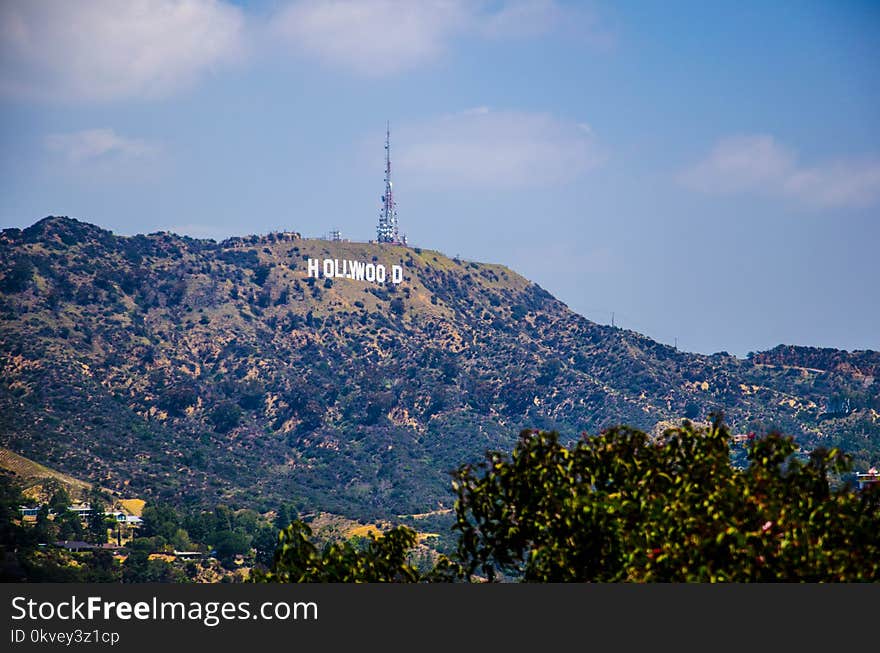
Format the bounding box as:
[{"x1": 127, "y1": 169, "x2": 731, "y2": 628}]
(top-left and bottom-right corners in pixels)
[{"x1": 1, "y1": 217, "x2": 878, "y2": 519}]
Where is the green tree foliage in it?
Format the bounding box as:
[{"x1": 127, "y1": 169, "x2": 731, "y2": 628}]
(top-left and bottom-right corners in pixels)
[
  {"x1": 451, "y1": 417, "x2": 880, "y2": 581},
  {"x1": 140, "y1": 503, "x2": 181, "y2": 541},
  {"x1": 1, "y1": 479, "x2": 120, "y2": 581},
  {"x1": 87, "y1": 487, "x2": 110, "y2": 544},
  {"x1": 158, "y1": 387, "x2": 198, "y2": 417},
  {"x1": 236, "y1": 380, "x2": 265, "y2": 411},
  {"x1": 86, "y1": 550, "x2": 119, "y2": 582},
  {"x1": 252, "y1": 264, "x2": 271, "y2": 287},
  {"x1": 252, "y1": 524, "x2": 280, "y2": 568},
  {"x1": 209, "y1": 401, "x2": 242, "y2": 433},
  {"x1": 171, "y1": 528, "x2": 194, "y2": 552},
  {"x1": 253, "y1": 521, "x2": 424, "y2": 583},
  {"x1": 56, "y1": 509, "x2": 84, "y2": 541},
  {"x1": 0, "y1": 478, "x2": 32, "y2": 576},
  {"x1": 0, "y1": 257, "x2": 34, "y2": 292},
  {"x1": 48, "y1": 486, "x2": 71, "y2": 513},
  {"x1": 273, "y1": 503, "x2": 298, "y2": 532},
  {"x1": 214, "y1": 530, "x2": 251, "y2": 568},
  {"x1": 34, "y1": 505, "x2": 52, "y2": 543},
  {"x1": 122, "y1": 551, "x2": 184, "y2": 583}
]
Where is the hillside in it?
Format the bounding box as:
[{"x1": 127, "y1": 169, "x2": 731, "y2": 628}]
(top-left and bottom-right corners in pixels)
[
  {"x1": 0, "y1": 447, "x2": 92, "y2": 501},
  {"x1": 1, "y1": 216, "x2": 878, "y2": 518}
]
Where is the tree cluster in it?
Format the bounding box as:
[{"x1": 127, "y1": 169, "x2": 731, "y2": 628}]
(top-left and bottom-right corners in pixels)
[{"x1": 259, "y1": 418, "x2": 880, "y2": 582}]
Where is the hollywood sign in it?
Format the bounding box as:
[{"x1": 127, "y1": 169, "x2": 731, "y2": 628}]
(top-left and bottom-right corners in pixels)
[{"x1": 306, "y1": 258, "x2": 403, "y2": 284}]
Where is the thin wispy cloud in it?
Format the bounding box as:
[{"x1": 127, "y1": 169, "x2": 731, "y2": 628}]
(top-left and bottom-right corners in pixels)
[
  {"x1": 396, "y1": 108, "x2": 603, "y2": 189},
  {"x1": 0, "y1": 0, "x2": 244, "y2": 102},
  {"x1": 45, "y1": 129, "x2": 158, "y2": 163},
  {"x1": 271, "y1": 0, "x2": 601, "y2": 77},
  {"x1": 477, "y1": 0, "x2": 563, "y2": 39},
  {"x1": 480, "y1": 0, "x2": 611, "y2": 46},
  {"x1": 272, "y1": 0, "x2": 468, "y2": 76},
  {"x1": 0, "y1": 1, "x2": 605, "y2": 101},
  {"x1": 681, "y1": 134, "x2": 880, "y2": 209}
]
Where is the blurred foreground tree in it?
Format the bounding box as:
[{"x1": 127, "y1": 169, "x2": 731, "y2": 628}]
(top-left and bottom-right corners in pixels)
[{"x1": 452, "y1": 416, "x2": 880, "y2": 581}]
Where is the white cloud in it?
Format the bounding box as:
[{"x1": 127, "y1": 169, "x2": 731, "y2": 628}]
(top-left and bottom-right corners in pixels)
[
  {"x1": 680, "y1": 135, "x2": 793, "y2": 194},
  {"x1": 395, "y1": 108, "x2": 603, "y2": 189},
  {"x1": 783, "y1": 161, "x2": 880, "y2": 209},
  {"x1": 680, "y1": 134, "x2": 880, "y2": 209},
  {"x1": 45, "y1": 129, "x2": 158, "y2": 163},
  {"x1": 479, "y1": 0, "x2": 563, "y2": 39},
  {"x1": 272, "y1": 0, "x2": 469, "y2": 76},
  {"x1": 0, "y1": 0, "x2": 244, "y2": 102},
  {"x1": 270, "y1": 0, "x2": 596, "y2": 76}
]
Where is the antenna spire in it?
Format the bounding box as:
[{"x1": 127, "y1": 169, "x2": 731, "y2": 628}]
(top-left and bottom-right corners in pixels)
[{"x1": 377, "y1": 121, "x2": 403, "y2": 244}]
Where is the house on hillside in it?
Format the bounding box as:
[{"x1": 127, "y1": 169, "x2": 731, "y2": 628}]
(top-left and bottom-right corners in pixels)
[
  {"x1": 54, "y1": 540, "x2": 95, "y2": 552},
  {"x1": 856, "y1": 468, "x2": 879, "y2": 490},
  {"x1": 730, "y1": 433, "x2": 755, "y2": 446},
  {"x1": 54, "y1": 541, "x2": 122, "y2": 553},
  {"x1": 105, "y1": 511, "x2": 143, "y2": 526},
  {"x1": 19, "y1": 504, "x2": 143, "y2": 527},
  {"x1": 68, "y1": 503, "x2": 91, "y2": 518}
]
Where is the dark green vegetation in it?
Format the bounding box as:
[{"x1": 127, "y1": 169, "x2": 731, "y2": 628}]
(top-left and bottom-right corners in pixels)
[
  {"x1": 259, "y1": 419, "x2": 880, "y2": 582},
  {"x1": 253, "y1": 521, "x2": 427, "y2": 583},
  {"x1": 1, "y1": 216, "x2": 878, "y2": 520},
  {"x1": 0, "y1": 471, "x2": 282, "y2": 582}
]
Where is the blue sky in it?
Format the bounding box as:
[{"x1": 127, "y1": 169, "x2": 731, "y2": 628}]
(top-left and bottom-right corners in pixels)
[{"x1": 1, "y1": 0, "x2": 878, "y2": 356}]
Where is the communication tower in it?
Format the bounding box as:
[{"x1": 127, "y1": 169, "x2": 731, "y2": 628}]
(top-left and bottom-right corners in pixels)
[{"x1": 376, "y1": 122, "x2": 404, "y2": 244}]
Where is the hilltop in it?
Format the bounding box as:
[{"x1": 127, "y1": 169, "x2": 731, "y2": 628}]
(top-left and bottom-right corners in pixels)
[{"x1": 1, "y1": 216, "x2": 878, "y2": 518}]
